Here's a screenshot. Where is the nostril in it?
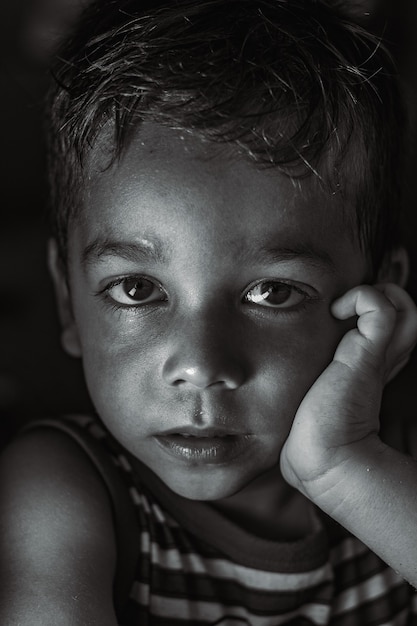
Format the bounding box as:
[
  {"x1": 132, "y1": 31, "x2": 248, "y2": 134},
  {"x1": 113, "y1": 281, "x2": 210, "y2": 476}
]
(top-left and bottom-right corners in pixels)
[{"x1": 172, "y1": 379, "x2": 186, "y2": 386}]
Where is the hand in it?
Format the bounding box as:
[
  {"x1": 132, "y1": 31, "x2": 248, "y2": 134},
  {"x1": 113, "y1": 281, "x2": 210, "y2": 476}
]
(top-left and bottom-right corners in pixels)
[{"x1": 280, "y1": 283, "x2": 417, "y2": 497}]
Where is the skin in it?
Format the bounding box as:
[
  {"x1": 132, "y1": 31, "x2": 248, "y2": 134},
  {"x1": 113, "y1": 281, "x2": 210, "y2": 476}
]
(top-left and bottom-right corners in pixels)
[
  {"x1": 280, "y1": 281, "x2": 417, "y2": 587},
  {"x1": 52, "y1": 122, "x2": 370, "y2": 512},
  {"x1": 2, "y1": 122, "x2": 417, "y2": 626},
  {"x1": 50, "y1": 124, "x2": 417, "y2": 582}
]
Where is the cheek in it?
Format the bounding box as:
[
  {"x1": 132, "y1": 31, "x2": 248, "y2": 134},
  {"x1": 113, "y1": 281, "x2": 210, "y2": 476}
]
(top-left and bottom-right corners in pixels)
[
  {"x1": 256, "y1": 312, "x2": 345, "y2": 406},
  {"x1": 74, "y1": 293, "x2": 163, "y2": 368},
  {"x1": 76, "y1": 313, "x2": 167, "y2": 418},
  {"x1": 75, "y1": 298, "x2": 348, "y2": 435}
]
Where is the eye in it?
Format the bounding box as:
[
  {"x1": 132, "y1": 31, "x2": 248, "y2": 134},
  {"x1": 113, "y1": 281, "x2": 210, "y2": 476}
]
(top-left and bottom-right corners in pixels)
[
  {"x1": 105, "y1": 276, "x2": 167, "y2": 306},
  {"x1": 244, "y1": 280, "x2": 308, "y2": 308}
]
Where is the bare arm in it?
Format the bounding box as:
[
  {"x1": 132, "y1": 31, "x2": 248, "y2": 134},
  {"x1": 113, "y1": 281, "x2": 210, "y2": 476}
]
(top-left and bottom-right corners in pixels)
[
  {"x1": 281, "y1": 283, "x2": 417, "y2": 587},
  {"x1": 303, "y1": 436, "x2": 417, "y2": 587},
  {"x1": 0, "y1": 427, "x2": 118, "y2": 625}
]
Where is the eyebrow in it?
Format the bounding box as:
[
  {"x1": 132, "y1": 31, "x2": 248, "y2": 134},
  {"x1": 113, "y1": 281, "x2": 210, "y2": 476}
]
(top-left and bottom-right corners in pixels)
[
  {"x1": 241, "y1": 242, "x2": 337, "y2": 274},
  {"x1": 81, "y1": 236, "x2": 168, "y2": 268},
  {"x1": 81, "y1": 236, "x2": 336, "y2": 274}
]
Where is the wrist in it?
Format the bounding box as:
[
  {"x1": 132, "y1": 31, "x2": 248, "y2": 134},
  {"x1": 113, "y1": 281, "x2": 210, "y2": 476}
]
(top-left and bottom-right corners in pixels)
[{"x1": 295, "y1": 434, "x2": 388, "y2": 512}]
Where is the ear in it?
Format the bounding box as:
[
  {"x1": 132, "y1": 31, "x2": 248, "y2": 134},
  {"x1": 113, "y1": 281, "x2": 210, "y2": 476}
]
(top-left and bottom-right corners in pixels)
[
  {"x1": 376, "y1": 246, "x2": 410, "y2": 288},
  {"x1": 47, "y1": 238, "x2": 82, "y2": 358}
]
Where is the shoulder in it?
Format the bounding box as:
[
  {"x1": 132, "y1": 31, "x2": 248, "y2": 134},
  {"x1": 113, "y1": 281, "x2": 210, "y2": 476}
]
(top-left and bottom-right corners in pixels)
[{"x1": 0, "y1": 425, "x2": 117, "y2": 625}]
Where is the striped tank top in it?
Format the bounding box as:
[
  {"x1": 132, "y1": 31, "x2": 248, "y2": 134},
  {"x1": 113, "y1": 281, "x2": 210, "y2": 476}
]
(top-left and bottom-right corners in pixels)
[{"x1": 28, "y1": 415, "x2": 417, "y2": 626}]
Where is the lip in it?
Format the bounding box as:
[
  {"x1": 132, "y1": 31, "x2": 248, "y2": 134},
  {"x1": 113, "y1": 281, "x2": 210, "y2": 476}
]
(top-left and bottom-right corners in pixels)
[
  {"x1": 154, "y1": 432, "x2": 254, "y2": 465},
  {"x1": 158, "y1": 425, "x2": 245, "y2": 437}
]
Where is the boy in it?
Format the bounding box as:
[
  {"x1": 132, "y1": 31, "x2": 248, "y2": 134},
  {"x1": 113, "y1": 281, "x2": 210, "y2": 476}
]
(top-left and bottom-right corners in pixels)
[{"x1": 2, "y1": 0, "x2": 417, "y2": 624}]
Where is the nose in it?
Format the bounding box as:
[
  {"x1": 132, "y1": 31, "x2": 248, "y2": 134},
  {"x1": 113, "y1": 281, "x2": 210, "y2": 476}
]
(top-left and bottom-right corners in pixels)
[{"x1": 162, "y1": 313, "x2": 248, "y2": 390}]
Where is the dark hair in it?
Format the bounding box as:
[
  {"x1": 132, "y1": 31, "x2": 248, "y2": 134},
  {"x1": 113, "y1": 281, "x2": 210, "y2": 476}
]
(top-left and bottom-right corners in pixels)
[{"x1": 46, "y1": 0, "x2": 405, "y2": 272}]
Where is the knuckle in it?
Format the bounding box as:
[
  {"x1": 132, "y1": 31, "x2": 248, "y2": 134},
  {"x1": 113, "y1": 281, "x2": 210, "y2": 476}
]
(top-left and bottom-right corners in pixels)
[{"x1": 358, "y1": 285, "x2": 394, "y2": 312}]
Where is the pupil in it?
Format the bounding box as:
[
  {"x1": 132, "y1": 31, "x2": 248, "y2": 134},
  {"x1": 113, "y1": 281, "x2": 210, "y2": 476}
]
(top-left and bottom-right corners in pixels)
[
  {"x1": 264, "y1": 282, "x2": 291, "y2": 304},
  {"x1": 125, "y1": 278, "x2": 153, "y2": 300}
]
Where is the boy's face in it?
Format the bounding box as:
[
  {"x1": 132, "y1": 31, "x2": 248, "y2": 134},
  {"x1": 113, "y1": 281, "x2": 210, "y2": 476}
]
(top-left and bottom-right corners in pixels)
[{"x1": 57, "y1": 122, "x2": 369, "y2": 500}]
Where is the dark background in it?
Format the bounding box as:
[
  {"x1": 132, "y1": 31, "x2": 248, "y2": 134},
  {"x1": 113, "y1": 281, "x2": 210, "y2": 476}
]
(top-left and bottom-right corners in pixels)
[
  {"x1": 0, "y1": 0, "x2": 416, "y2": 445},
  {"x1": 0, "y1": 0, "x2": 95, "y2": 442}
]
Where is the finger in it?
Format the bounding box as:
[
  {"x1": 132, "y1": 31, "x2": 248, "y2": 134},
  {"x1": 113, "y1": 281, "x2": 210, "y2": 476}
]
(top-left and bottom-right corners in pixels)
[
  {"x1": 331, "y1": 285, "x2": 397, "y2": 356},
  {"x1": 332, "y1": 284, "x2": 417, "y2": 382},
  {"x1": 373, "y1": 284, "x2": 417, "y2": 382},
  {"x1": 374, "y1": 283, "x2": 417, "y2": 360},
  {"x1": 374, "y1": 282, "x2": 416, "y2": 315}
]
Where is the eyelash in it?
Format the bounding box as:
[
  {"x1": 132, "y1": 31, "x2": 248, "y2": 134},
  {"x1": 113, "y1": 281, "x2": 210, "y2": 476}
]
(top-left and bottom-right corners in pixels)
[
  {"x1": 95, "y1": 275, "x2": 317, "y2": 315},
  {"x1": 243, "y1": 279, "x2": 316, "y2": 316},
  {"x1": 95, "y1": 275, "x2": 168, "y2": 312}
]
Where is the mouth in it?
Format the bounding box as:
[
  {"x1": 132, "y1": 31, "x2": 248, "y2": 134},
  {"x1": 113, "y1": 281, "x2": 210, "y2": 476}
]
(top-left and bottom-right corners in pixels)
[
  {"x1": 160, "y1": 425, "x2": 244, "y2": 437},
  {"x1": 154, "y1": 429, "x2": 254, "y2": 464}
]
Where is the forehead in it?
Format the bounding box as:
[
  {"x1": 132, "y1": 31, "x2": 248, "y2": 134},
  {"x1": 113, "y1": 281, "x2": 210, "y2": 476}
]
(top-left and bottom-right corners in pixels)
[{"x1": 73, "y1": 122, "x2": 364, "y2": 274}]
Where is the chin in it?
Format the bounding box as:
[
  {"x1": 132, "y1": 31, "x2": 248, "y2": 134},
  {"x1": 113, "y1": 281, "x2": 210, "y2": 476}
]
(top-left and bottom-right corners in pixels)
[{"x1": 159, "y1": 465, "x2": 259, "y2": 501}]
